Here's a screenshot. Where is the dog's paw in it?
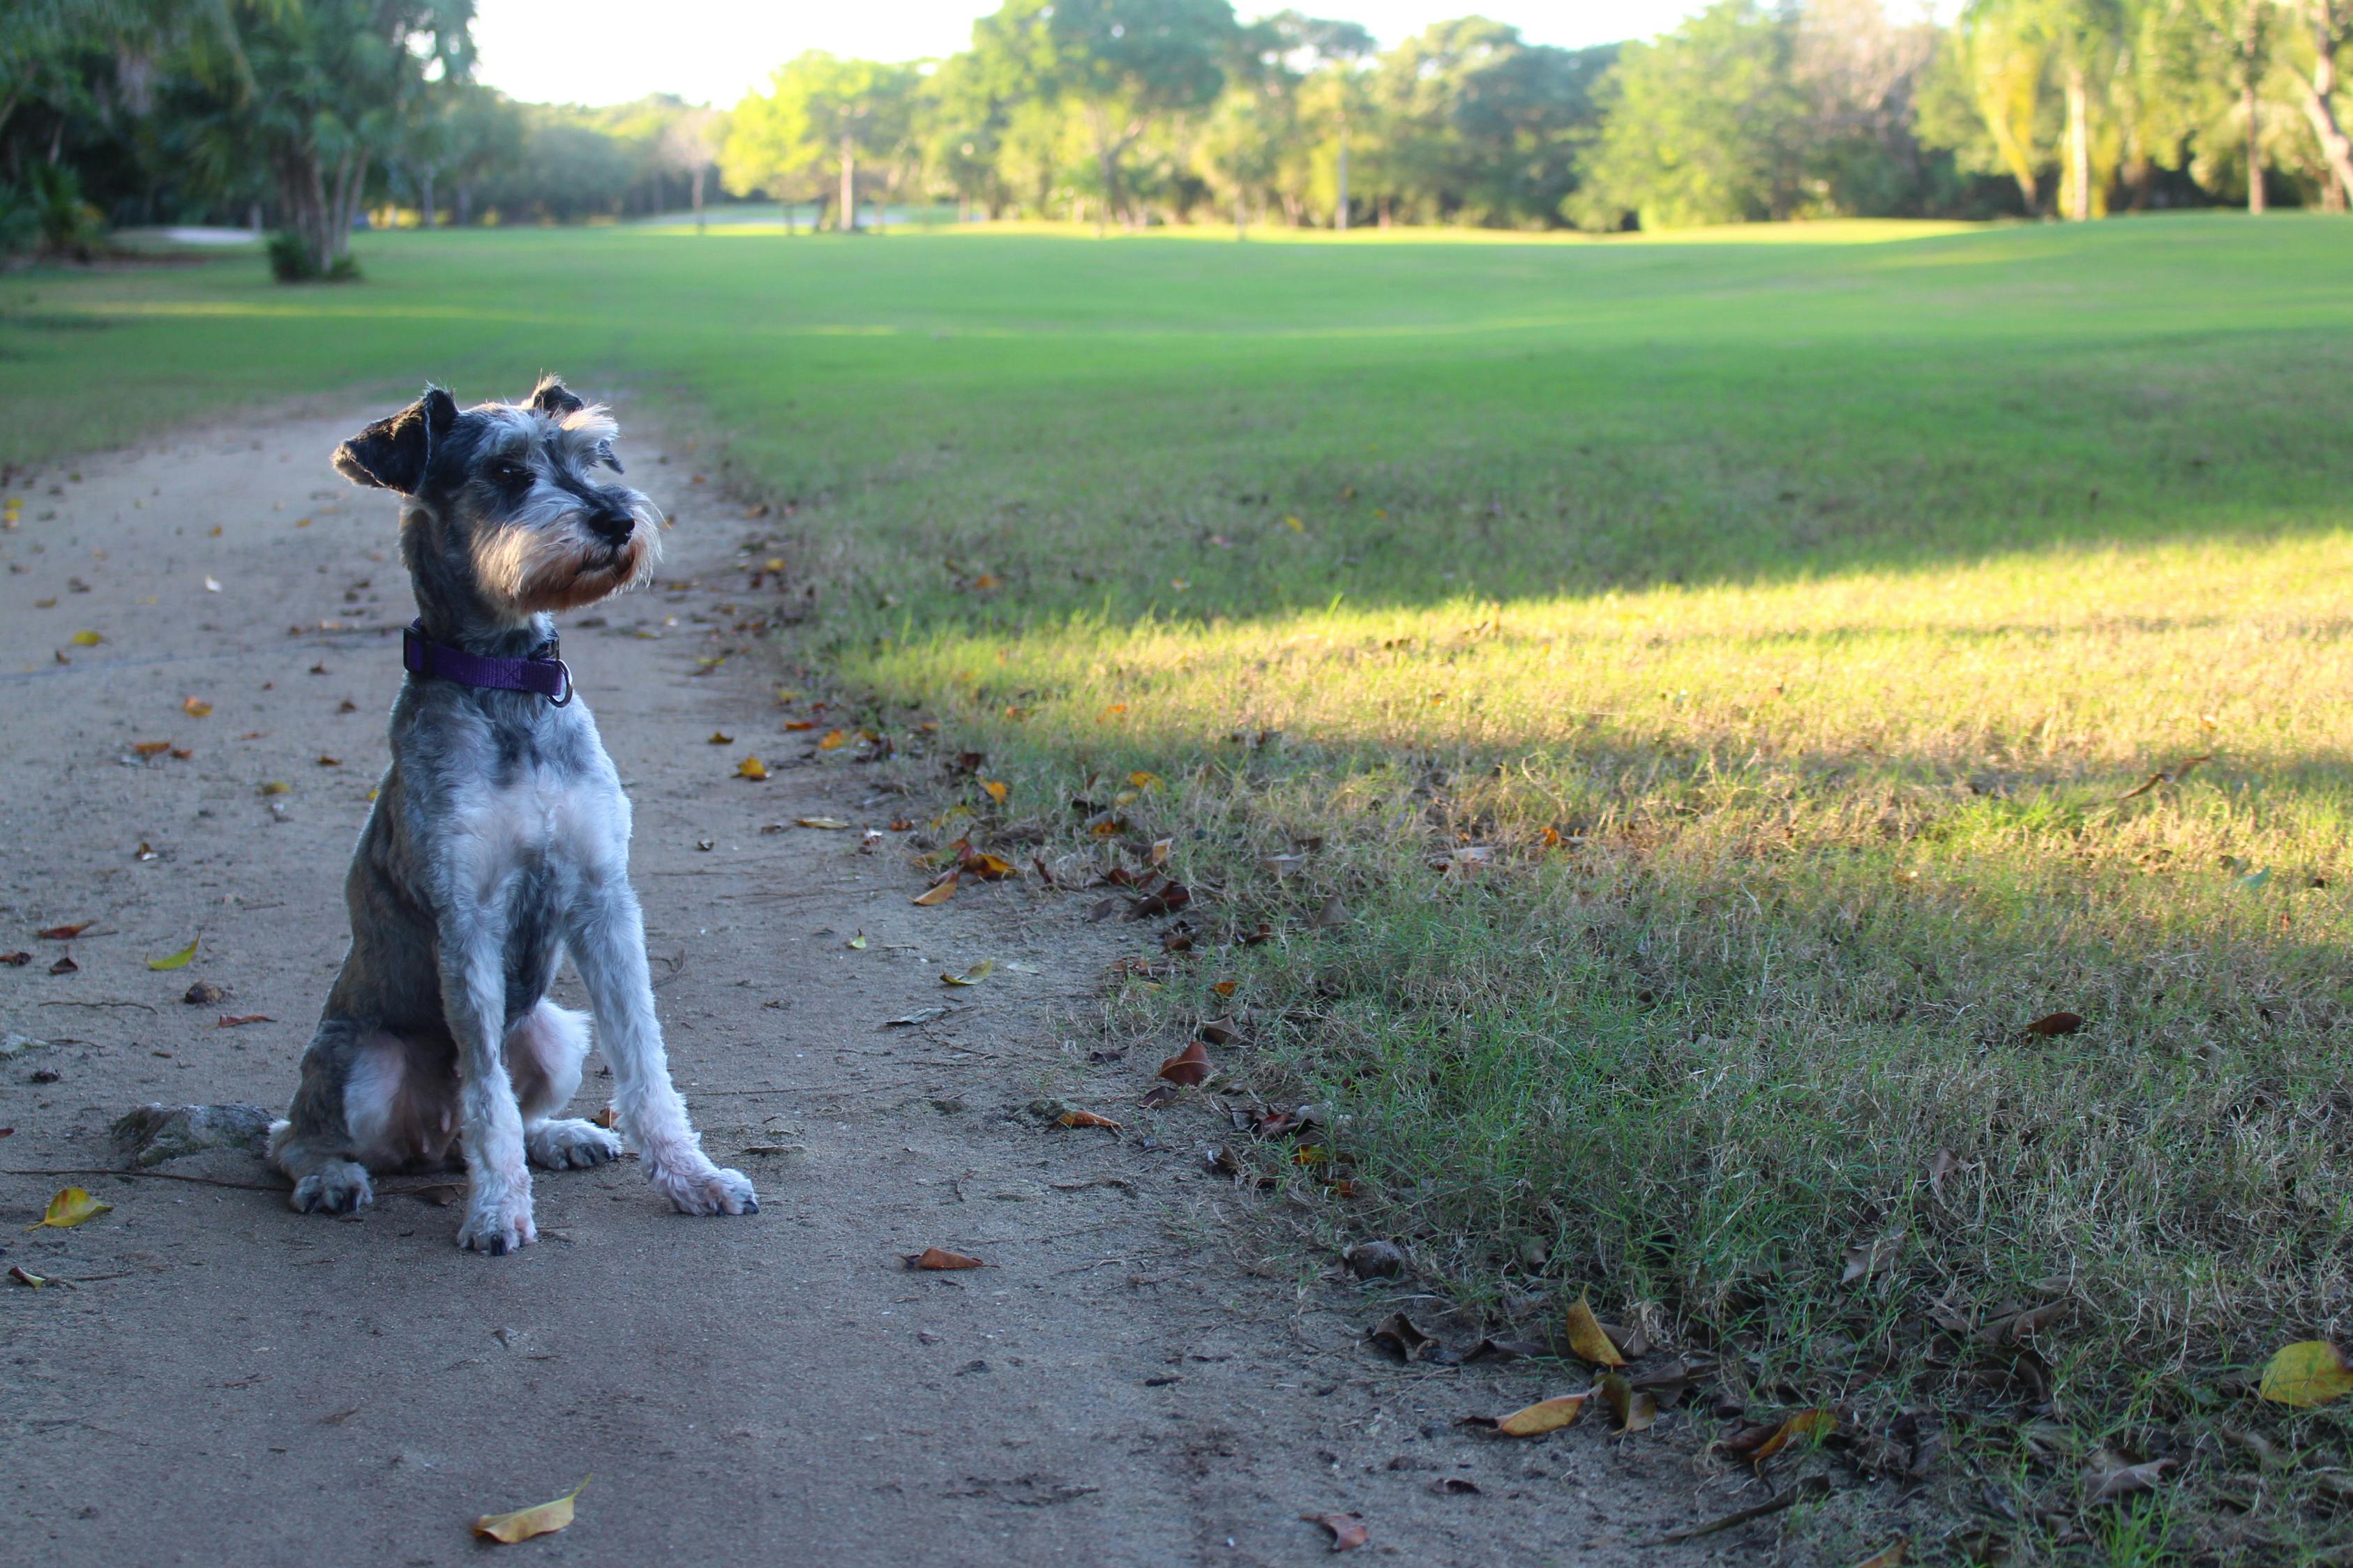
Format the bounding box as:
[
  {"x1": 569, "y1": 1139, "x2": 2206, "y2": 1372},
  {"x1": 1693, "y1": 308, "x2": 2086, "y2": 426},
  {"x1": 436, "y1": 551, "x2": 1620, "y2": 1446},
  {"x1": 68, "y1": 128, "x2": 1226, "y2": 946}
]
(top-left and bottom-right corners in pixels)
[
  {"x1": 290, "y1": 1162, "x2": 373, "y2": 1214},
  {"x1": 526, "y1": 1117, "x2": 622, "y2": 1170},
  {"x1": 456, "y1": 1192, "x2": 537, "y2": 1256},
  {"x1": 649, "y1": 1158, "x2": 758, "y2": 1217}
]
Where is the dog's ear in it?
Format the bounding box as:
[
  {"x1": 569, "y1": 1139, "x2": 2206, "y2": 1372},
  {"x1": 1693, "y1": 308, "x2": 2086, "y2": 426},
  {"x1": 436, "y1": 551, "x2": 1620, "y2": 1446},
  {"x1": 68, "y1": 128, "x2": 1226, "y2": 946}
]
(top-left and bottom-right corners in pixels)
[
  {"x1": 528, "y1": 375, "x2": 585, "y2": 418},
  {"x1": 333, "y1": 387, "x2": 457, "y2": 494}
]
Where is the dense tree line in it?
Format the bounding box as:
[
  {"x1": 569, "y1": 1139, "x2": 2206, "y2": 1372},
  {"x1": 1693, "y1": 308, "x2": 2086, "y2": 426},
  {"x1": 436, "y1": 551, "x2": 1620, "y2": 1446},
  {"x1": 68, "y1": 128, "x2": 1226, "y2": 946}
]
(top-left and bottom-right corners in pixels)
[{"x1": 5, "y1": 0, "x2": 2349, "y2": 271}]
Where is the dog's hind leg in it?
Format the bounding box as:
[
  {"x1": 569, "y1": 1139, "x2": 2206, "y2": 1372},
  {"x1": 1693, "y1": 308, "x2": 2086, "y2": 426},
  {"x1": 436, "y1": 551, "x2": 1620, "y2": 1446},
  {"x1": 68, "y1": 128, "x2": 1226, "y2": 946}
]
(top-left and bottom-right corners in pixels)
[
  {"x1": 270, "y1": 1019, "x2": 400, "y2": 1214},
  {"x1": 565, "y1": 877, "x2": 755, "y2": 1216},
  {"x1": 509, "y1": 1002, "x2": 620, "y2": 1170}
]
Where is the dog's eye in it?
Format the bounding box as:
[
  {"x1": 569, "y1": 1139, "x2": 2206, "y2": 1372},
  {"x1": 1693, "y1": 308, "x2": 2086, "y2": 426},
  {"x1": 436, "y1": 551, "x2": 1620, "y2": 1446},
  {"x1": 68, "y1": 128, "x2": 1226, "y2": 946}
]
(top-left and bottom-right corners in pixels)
[{"x1": 490, "y1": 460, "x2": 530, "y2": 486}]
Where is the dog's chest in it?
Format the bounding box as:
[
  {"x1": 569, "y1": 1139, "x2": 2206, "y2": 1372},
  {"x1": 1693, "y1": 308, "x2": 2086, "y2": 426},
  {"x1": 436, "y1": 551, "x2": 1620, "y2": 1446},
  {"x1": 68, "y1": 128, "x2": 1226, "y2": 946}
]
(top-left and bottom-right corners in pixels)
[{"x1": 444, "y1": 766, "x2": 622, "y2": 891}]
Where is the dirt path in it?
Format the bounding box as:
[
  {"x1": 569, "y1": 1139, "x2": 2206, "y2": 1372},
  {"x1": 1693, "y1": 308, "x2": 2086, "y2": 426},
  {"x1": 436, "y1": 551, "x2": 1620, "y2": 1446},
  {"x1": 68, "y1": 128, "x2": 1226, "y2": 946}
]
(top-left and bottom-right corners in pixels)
[{"x1": 0, "y1": 403, "x2": 1734, "y2": 1565}]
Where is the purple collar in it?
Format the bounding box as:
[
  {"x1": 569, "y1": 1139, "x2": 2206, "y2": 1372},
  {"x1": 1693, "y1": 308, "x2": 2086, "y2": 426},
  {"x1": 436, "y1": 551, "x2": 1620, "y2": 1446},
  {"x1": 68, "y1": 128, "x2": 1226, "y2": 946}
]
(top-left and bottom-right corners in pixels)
[{"x1": 403, "y1": 619, "x2": 573, "y2": 705}]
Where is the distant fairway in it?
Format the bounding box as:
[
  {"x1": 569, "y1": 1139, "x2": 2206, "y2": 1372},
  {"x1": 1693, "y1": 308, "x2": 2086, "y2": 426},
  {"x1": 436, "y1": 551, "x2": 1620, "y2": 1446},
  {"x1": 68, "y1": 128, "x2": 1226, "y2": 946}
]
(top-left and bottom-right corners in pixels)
[{"x1": 11, "y1": 216, "x2": 2353, "y2": 1555}]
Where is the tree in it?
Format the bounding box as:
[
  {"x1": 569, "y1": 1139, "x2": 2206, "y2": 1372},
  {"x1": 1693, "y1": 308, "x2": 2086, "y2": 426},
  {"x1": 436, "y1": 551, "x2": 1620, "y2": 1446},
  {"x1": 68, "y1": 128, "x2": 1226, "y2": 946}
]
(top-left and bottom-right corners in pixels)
[
  {"x1": 723, "y1": 52, "x2": 914, "y2": 232},
  {"x1": 1371, "y1": 17, "x2": 1614, "y2": 227},
  {"x1": 2283, "y1": 0, "x2": 2353, "y2": 206},
  {"x1": 656, "y1": 104, "x2": 723, "y2": 230}
]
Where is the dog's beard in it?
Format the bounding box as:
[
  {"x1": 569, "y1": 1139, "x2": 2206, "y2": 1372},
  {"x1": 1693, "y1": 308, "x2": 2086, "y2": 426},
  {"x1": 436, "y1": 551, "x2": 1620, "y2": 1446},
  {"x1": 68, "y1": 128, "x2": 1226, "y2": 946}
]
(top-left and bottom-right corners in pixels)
[{"x1": 474, "y1": 504, "x2": 661, "y2": 617}]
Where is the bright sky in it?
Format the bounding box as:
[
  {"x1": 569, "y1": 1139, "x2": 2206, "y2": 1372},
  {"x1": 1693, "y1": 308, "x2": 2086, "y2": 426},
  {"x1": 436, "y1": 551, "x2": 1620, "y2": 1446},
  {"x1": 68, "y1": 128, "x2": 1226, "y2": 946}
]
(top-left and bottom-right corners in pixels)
[{"x1": 472, "y1": 1, "x2": 1701, "y2": 110}]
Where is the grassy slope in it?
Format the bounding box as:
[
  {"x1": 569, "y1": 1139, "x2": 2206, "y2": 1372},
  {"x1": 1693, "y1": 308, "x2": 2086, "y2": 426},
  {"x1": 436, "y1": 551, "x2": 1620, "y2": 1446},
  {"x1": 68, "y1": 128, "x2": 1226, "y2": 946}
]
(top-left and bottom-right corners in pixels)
[{"x1": 10, "y1": 216, "x2": 2353, "y2": 1560}]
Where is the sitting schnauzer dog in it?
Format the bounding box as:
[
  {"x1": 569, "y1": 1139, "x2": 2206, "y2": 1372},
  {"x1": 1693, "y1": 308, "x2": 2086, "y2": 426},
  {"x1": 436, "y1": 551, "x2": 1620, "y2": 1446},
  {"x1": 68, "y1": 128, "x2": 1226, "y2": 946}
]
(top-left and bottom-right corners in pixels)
[{"x1": 267, "y1": 377, "x2": 756, "y2": 1253}]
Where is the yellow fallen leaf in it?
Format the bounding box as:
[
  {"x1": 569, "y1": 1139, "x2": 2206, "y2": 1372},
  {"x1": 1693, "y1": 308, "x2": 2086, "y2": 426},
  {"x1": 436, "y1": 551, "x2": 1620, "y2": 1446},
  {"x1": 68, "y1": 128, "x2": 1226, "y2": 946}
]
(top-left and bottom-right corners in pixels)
[
  {"x1": 472, "y1": 1477, "x2": 589, "y2": 1544},
  {"x1": 183, "y1": 696, "x2": 213, "y2": 716},
  {"x1": 1284, "y1": 515, "x2": 1305, "y2": 532},
  {"x1": 817, "y1": 729, "x2": 846, "y2": 750},
  {"x1": 1752, "y1": 1408, "x2": 1837, "y2": 1463},
  {"x1": 1565, "y1": 1293, "x2": 1627, "y2": 1368},
  {"x1": 981, "y1": 778, "x2": 1008, "y2": 804},
  {"x1": 847, "y1": 933, "x2": 868, "y2": 950},
  {"x1": 1491, "y1": 1392, "x2": 1588, "y2": 1436},
  {"x1": 737, "y1": 757, "x2": 768, "y2": 780},
  {"x1": 941, "y1": 960, "x2": 995, "y2": 987},
  {"x1": 1852, "y1": 1539, "x2": 1909, "y2": 1568},
  {"x1": 28, "y1": 1187, "x2": 111, "y2": 1232},
  {"x1": 795, "y1": 816, "x2": 848, "y2": 829},
  {"x1": 258, "y1": 781, "x2": 291, "y2": 796},
  {"x1": 70, "y1": 630, "x2": 102, "y2": 646},
  {"x1": 912, "y1": 875, "x2": 958, "y2": 906},
  {"x1": 1599, "y1": 1373, "x2": 1657, "y2": 1433},
  {"x1": 148, "y1": 935, "x2": 200, "y2": 970},
  {"x1": 1128, "y1": 770, "x2": 1163, "y2": 791},
  {"x1": 2260, "y1": 1341, "x2": 2353, "y2": 1408}
]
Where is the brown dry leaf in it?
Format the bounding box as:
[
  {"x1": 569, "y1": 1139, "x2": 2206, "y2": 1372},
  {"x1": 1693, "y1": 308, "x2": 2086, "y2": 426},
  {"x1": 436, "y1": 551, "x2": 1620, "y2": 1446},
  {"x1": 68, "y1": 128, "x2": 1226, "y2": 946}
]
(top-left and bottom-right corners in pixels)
[
  {"x1": 2259, "y1": 1341, "x2": 2353, "y2": 1408},
  {"x1": 1565, "y1": 1293, "x2": 1628, "y2": 1369},
  {"x1": 817, "y1": 729, "x2": 846, "y2": 750},
  {"x1": 592, "y1": 1107, "x2": 622, "y2": 1130},
  {"x1": 2022, "y1": 1011, "x2": 2084, "y2": 1037},
  {"x1": 0, "y1": 952, "x2": 29, "y2": 966},
  {"x1": 795, "y1": 816, "x2": 849, "y2": 830},
  {"x1": 1925, "y1": 1148, "x2": 1959, "y2": 1196},
  {"x1": 317, "y1": 754, "x2": 341, "y2": 767},
  {"x1": 912, "y1": 875, "x2": 959, "y2": 907},
  {"x1": 940, "y1": 960, "x2": 995, "y2": 987},
  {"x1": 1210, "y1": 979, "x2": 1239, "y2": 997},
  {"x1": 1128, "y1": 770, "x2": 1164, "y2": 792},
  {"x1": 1852, "y1": 1539, "x2": 1909, "y2": 1568},
  {"x1": 1260, "y1": 853, "x2": 1311, "y2": 877},
  {"x1": 1056, "y1": 1110, "x2": 1123, "y2": 1131},
  {"x1": 10, "y1": 1265, "x2": 50, "y2": 1288},
  {"x1": 960, "y1": 850, "x2": 1017, "y2": 880},
  {"x1": 783, "y1": 720, "x2": 817, "y2": 732},
  {"x1": 133, "y1": 740, "x2": 172, "y2": 757},
  {"x1": 1150, "y1": 838, "x2": 1173, "y2": 866},
  {"x1": 1840, "y1": 1226, "x2": 1905, "y2": 1286},
  {"x1": 906, "y1": 1247, "x2": 985, "y2": 1271},
  {"x1": 37, "y1": 923, "x2": 91, "y2": 940},
  {"x1": 472, "y1": 1477, "x2": 588, "y2": 1544},
  {"x1": 736, "y1": 756, "x2": 769, "y2": 781},
  {"x1": 216, "y1": 1013, "x2": 273, "y2": 1027},
  {"x1": 1157, "y1": 1040, "x2": 1211, "y2": 1087},
  {"x1": 1752, "y1": 1408, "x2": 1836, "y2": 1464},
  {"x1": 1300, "y1": 1513, "x2": 1367, "y2": 1552},
  {"x1": 1367, "y1": 1313, "x2": 1436, "y2": 1362},
  {"x1": 1479, "y1": 1392, "x2": 1590, "y2": 1438},
  {"x1": 1138, "y1": 1083, "x2": 1180, "y2": 1110},
  {"x1": 1599, "y1": 1374, "x2": 1658, "y2": 1433},
  {"x1": 50, "y1": 953, "x2": 78, "y2": 974},
  {"x1": 2084, "y1": 1452, "x2": 2174, "y2": 1505},
  {"x1": 27, "y1": 1187, "x2": 111, "y2": 1231},
  {"x1": 1310, "y1": 896, "x2": 1352, "y2": 928},
  {"x1": 182, "y1": 696, "x2": 212, "y2": 716},
  {"x1": 707, "y1": 730, "x2": 732, "y2": 744}
]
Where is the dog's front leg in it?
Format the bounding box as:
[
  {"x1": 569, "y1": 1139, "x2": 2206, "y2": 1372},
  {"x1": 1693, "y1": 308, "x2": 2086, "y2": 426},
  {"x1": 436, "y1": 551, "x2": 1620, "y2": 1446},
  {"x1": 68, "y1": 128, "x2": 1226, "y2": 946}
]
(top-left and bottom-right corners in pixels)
[
  {"x1": 567, "y1": 877, "x2": 757, "y2": 1216},
  {"x1": 439, "y1": 905, "x2": 538, "y2": 1253}
]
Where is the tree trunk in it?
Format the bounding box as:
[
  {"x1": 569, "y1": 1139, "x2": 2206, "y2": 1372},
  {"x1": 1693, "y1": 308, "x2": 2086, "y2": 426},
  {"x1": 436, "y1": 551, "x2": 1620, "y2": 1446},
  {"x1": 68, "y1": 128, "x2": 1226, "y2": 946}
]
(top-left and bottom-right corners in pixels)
[
  {"x1": 1233, "y1": 188, "x2": 1245, "y2": 241},
  {"x1": 1336, "y1": 119, "x2": 1350, "y2": 230},
  {"x1": 456, "y1": 183, "x2": 472, "y2": 225},
  {"x1": 420, "y1": 166, "x2": 436, "y2": 228},
  {"x1": 692, "y1": 165, "x2": 706, "y2": 234},
  {"x1": 2244, "y1": 13, "x2": 2267, "y2": 215},
  {"x1": 2294, "y1": 3, "x2": 2353, "y2": 210},
  {"x1": 2063, "y1": 63, "x2": 2091, "y2": 221},
  {"x1": 839, "y1": 135, "x2": 856, "y2": 232}
]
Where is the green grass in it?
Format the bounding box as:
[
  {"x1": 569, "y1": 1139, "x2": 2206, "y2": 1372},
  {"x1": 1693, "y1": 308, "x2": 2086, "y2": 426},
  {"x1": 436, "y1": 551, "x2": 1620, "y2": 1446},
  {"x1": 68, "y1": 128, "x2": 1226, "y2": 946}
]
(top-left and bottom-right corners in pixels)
[{"x1": 10, "y1": 216, "x2": 2353, "y2": 1561}]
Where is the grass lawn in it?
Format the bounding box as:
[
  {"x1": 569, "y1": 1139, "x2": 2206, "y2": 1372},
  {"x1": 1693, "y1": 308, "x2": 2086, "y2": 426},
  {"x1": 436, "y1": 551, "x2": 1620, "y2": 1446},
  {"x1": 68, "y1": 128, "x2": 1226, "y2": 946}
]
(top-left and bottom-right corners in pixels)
[{"x1": 10, "y1": 215, "x2": 2353, "y2": 1561}]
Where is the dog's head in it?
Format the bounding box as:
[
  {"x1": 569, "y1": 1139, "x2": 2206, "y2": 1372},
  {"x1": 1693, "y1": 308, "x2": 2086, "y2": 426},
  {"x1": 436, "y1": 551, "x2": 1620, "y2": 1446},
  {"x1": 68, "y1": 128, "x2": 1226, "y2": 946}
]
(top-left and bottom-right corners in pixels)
[{"x1": 333, "y1": 377, "x2": 661, "y2": 619}]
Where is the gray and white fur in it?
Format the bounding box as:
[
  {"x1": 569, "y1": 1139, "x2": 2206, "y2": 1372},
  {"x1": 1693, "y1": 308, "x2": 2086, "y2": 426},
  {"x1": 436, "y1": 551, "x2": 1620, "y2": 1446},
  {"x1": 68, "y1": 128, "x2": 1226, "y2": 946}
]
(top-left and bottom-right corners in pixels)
[{"x1": 267, "y1": 377, "x2": 757, "y2": 1253}]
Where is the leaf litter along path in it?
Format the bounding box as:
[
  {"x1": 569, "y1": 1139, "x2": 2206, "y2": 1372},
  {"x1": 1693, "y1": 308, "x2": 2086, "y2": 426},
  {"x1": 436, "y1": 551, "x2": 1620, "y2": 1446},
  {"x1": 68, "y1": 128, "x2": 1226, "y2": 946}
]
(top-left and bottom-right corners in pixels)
[{"x1": 0, "y1": 407, "x2": 1731, "y2": 1565}]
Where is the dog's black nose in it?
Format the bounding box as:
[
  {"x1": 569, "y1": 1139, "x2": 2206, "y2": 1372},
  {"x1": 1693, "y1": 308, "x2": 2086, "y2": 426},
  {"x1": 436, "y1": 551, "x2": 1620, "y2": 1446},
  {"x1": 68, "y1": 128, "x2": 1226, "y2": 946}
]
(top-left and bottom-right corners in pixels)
[{"x1": 587, "y1": 504, "x2": 634, "y2": 544}]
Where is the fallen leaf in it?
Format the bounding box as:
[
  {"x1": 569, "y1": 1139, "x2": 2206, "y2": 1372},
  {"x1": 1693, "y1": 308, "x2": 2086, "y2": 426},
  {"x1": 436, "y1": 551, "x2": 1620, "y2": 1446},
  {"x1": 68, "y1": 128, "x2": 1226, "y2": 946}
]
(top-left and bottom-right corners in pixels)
[
  {"x1": 1600, "y1": 1374, "x2": 1658, "y2": 1433},
  {"x1": 941, "y1": 960, "x2": 995, "y2": 987},
  {"x1": 0, "y1": 952, "x2": 28, "y2": 965},
  {"x1": 737, "y1": 757, "x2": 769, "y2": 781},
  {"x1": 2084, "y1": 1452, "x2": 2174, "y2": 1505},
  {"x1": 912, "y1": 876, "x2": 959, "y2": 907},
  {"x1": 50, "y1": 953, "x2": 78, "y2": 974},
  {"x1": 71, "y1": 629, "x2": 102, "y2": 646},
  {"x1": 1210, "y1": 979, "x2": 1239, "y2": 997},
  {"x1": 883, "y1": 1006, "x2": 952, "y2": 1027},
  {"x1": 981, "y1": 778, "x2": 1009, "y2": 804},
  {"x1": 1300, "y1": 1513, "x2": 1367, "y2": 1552},
  {"x1": 1056, "y1": 1110, "x2": 1123, "y2": 1131},
  {"x1": 28, "y1": 1187, "x2": 111, "y2": 1231},
  {"x1": 135, "y1": 843, "x2": 158, "y2": 861},
  {"x1": 37, "y1": 923, "x2": 91, "y2": 940},
  {"x1": 10, "y1": 1265, "x2": 50, "y2": 1287},
  {"x1": 1852, "y1": 1539, "x2": 1909, "y2": 1568},
  {"x1": 907, "y1": 1247, "x2": 985, "y2": 1270},
  {"x1": 817, "y1": 729, "x2": 846, "y2": 750},
  {"x1": 133, "y1": 740, "x2": 172, "y2": 757},
  {"x1": 1565, "y1": 1293, "x2": 1628, "y2": 1368},
  {"x1": 847, "y1": 933, "x2": 868, "y2": 950},
  {"x1": 959, "y1": 850, "x2": 1017, "y2": 880},
  {"x1": 783, "y1": 720, "x2": 817, "y2": 732},
  {"x1": 1157, "y1": 1040, "x2": 1211, "y2": 1087},
  {"x1": 1128, "y1": 770, "x2": 1163, "y2": 792},
  {"x1": 1138, "y1": 1083, "x2": 1180, "y2": 1110},
  {"x1": 2022, "y1": 1011, "x2": 2084, "y2": 1038},
  {"x1": 472, "y1": 1477, "x2": 589, "y2": 1544},
  {"x1": 795, "y1": 816, "x2": 849, "y2": 830},
  {"x1": 148, "y1": 936, "x2": 200, "y2": 970},
  {"x1": 1476, "y1": 1393, "x2": 1590, "y2": 1437},
  {"x1": 2259, "y1": 1341, "x2": 2353, "y2": 1408},
  {"x1": 182, "y1": 696, "x2": 212, "y2": 716},
  {"x1": 216, "y1": 1013, "x2": 274, "y2": 1027},
  {"x1": 1311, "y1": 896, "x2": 1352, "y2": 928},
  {"x1": 183, "y1": 980, "x2": 226, "y2": 1004},
  {"x1": 1925, "y1": 1148, "x2": 1959, "y2": 1196},
  {"x1": 1751, "y1": 1408, "x2": 1836, "y2": 1464},
  {"x1": 1841, "y1": 1226, "x2": 1906, "y2": 1286},
  {"x1": 707, "y1": 731, "x2": 733, "y2": 744},
  {"x1": 258, "y1": 781, "x2": 291, "y2": 796}
]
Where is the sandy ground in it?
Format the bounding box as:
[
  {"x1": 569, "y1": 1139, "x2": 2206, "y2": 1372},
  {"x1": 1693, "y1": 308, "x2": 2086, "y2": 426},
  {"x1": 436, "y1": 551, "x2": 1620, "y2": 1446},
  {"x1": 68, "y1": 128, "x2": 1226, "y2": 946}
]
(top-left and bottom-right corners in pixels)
[{"x1": 0, "y1": 402, "x2": 1748, "y2": 1565}]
